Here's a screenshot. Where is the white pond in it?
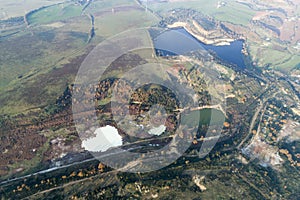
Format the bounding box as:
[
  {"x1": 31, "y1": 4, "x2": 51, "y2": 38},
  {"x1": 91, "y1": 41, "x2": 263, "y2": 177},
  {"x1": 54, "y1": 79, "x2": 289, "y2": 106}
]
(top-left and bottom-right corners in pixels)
[
  {"x1": 82, "y1": 125, "x2": 123, "y2": 152},
  {"x1": 148, "y1": 125, "x2": 166, "y2": 136}
]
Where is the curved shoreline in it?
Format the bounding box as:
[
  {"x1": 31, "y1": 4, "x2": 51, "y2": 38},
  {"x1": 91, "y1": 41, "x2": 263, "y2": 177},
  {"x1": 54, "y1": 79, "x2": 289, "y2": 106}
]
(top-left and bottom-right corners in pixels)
[{"x1": 167, "y1": 21, "x2": 235, "y2": 46}]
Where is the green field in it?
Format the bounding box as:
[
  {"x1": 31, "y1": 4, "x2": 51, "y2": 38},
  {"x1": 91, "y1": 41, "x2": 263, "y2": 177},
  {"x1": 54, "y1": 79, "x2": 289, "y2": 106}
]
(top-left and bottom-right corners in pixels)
[
  {"x1": 0, "y1": 0, "x2": 63, "y2": 20},
  {"x1": 27, "y1": 3, "x2": 83, "y2": 25},
  {"x1": 181, "y1": 108, "x2": 226, "y2": 128},
  {"x1": 276, "y1": 55, "x2": 300, "y2": 71},
  {"x1": 85, "y1": 0, "x2": 136, "y2": 13},
  {"x1": 248, "y1": 42, "x2": 300, "y2": 71},
  {"x1": 93, "y1": 10, "x2": 158, "y2": 37}
]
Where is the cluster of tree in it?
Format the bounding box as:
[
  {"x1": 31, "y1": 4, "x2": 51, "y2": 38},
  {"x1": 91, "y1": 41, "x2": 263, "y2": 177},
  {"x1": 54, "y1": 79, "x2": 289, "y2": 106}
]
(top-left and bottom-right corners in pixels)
[{"x1": 45, "y1": 85, "x2": 73, "y2": 114}]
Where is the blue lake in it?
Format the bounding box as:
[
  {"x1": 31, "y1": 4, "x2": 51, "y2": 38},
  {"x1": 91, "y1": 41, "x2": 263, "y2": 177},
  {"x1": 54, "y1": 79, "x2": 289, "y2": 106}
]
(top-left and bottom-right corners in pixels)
[{"x1": 153, "y1": 28, "x2": 246, "y2": 69}]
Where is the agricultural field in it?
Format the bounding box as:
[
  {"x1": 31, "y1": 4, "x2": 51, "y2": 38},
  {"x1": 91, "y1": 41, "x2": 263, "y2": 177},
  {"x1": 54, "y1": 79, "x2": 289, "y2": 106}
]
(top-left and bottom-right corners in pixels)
[
  {"x1": 84, "y1": 0, "x2": 136, "y2": 12},
  {"x1": 92, "y1": 8, "x2": 159, "y2": 38},
  {"x1": 27, "y1": 3, "x2": 83, "y2": 25},
  {"x1": 0, "y1": 0, "x2": 64, "y2": 20}
]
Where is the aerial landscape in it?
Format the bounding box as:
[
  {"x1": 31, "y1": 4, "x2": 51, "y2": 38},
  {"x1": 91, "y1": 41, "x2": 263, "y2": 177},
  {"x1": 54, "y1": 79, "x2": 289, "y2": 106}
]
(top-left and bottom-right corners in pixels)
[{"x1": 0, "y1": 0, "x2": 299, "y2": 199}]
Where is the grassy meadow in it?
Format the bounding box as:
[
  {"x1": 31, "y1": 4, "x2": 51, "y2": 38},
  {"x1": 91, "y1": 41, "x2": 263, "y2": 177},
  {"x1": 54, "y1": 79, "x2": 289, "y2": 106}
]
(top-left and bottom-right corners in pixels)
[{"x1": 27, "y1": 3, "x2": 83, "y2": 25}]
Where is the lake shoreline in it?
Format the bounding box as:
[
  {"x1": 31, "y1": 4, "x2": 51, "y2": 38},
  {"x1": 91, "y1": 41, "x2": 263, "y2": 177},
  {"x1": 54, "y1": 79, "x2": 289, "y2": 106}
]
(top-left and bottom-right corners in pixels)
[{"x1": 167, "y1": 21, "x2": 235, "y2": 46}]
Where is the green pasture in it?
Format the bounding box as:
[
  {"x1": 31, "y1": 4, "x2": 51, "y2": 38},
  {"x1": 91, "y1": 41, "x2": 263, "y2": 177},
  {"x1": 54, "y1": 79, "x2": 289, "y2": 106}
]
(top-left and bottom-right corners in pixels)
[{"x1": 27, "y1": 3, "x2": 83, "y2": 25}]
